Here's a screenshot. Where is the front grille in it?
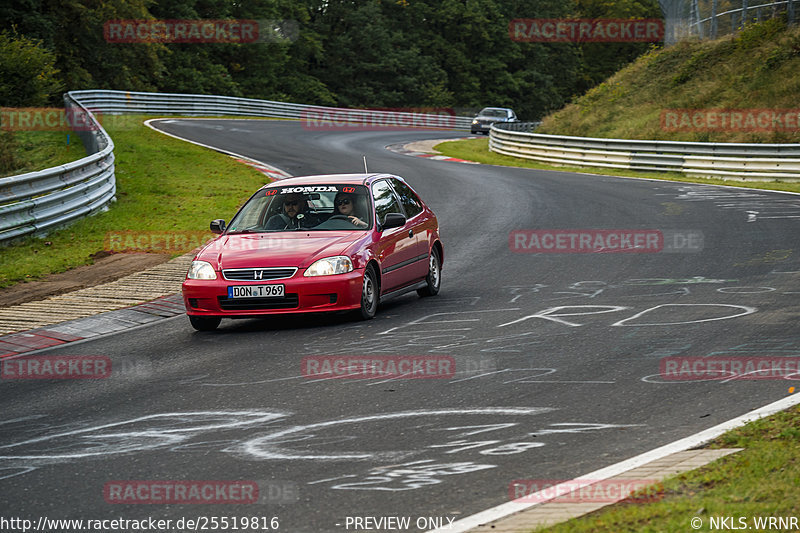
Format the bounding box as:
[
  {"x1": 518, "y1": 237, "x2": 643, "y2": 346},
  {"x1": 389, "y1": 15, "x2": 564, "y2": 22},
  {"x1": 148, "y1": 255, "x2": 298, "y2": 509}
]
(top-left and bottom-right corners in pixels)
[
  {"x1": 218, "y1": 294, "x2": 299, "y2": 311},
  {"x1": 222, "y1": 267, "x2": 297, "y2": 281}
]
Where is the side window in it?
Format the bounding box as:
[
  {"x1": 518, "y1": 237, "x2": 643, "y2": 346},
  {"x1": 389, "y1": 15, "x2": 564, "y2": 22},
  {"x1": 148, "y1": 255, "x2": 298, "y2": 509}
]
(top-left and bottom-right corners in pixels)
[
  {"x1": 390, "y1": 178, "x2": 423, "y2": 218},
  {"x1": 228, "y1": 193, "x2": 269, "y2": 231},
  {"x1": 371, "y1": 180, "x2": 403, "y2": 226}
]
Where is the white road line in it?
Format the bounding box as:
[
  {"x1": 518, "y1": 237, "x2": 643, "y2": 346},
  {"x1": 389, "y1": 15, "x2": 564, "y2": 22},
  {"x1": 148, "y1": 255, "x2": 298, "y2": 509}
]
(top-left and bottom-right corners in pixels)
[
  {"x1": 143, "y1": 118, "x2": 293, "y2": 178},
  {"x1": 429, "y1": 392, "x2": 800, "y2": 533}
]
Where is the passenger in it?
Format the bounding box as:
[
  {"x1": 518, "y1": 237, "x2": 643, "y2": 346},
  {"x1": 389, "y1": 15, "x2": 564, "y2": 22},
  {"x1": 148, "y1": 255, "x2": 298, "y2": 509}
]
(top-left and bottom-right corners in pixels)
[{"x1": 334, "y1": 192, "x2": 368, "y2": 228}]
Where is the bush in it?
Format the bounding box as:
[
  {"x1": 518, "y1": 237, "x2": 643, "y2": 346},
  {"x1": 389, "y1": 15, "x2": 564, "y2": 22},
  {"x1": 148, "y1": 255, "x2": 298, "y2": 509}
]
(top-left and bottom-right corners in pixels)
[
  {"x1": 0, "y1": 30, "x2": 63, "y2": 107},
  {"x1": 0, "y1": 131, "x2": 20, "y2": 174}
]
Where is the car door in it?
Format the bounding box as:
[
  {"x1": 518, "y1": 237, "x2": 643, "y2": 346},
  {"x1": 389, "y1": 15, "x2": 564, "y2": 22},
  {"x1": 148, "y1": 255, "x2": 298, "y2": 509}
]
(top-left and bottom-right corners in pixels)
[
  {"x1": 371, "y1": 179, "x2": 421, "y2": 293},
  {"x1": 388, "y1": 177, "x2": 430, "y2": 280}
]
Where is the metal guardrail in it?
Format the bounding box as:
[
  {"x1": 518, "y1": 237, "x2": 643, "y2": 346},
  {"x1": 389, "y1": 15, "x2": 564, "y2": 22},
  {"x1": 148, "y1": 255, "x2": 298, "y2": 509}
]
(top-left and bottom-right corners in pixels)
[
  {"x1": 0, "y1": 95, "x2": 115, "y2": 243},
  {"x1": 8, "y1": 89, "x2": 795, "y2": 245},
  {"x1": 1, "y1": 90, "x2": 474, "y2": 243},
  {"x1": 490, "y1": 122, "x2": 800, "y2": 181},
  {"x1": 689, "y1": 0, "x2": 795, "y2": 39},
  {"x1": 68, "y1": 89, "x2": 475, "y2": 130},
  {"x1": 661, "y1": 0, "x2": 796, "y2": 44},
  {"x1": 493, "y1": 122, "x2": 542, "y2": 133}
]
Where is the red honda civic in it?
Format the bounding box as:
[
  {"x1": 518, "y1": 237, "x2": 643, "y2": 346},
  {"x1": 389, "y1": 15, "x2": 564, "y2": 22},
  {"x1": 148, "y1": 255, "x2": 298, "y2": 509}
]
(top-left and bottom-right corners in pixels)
[{"x1": 182, "y1": 173, "x2": 443, "y2": 330}]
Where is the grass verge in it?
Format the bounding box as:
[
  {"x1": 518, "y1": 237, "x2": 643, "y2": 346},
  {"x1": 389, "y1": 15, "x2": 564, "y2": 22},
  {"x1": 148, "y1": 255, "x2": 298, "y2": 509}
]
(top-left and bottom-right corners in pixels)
[
  {"x1": 537, "y1": 20, "x2": 800, "y2": 143},
  {"x1": 0, "y1": 116, "x2": 273, "y2": 289},
  {"x1": 0, "y1": 130, "x2": 82, "y2": 178},
  {"x1": 436, "y1": 138, "x2": 800, "y2": 195},
  {"x1": 533, "y1": 404, "x2": 800, "y2": 532}
]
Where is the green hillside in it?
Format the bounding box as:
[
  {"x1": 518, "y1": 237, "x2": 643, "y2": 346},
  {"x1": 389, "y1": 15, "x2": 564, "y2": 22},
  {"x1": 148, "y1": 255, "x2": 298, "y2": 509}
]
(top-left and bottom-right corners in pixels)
[{"x1": 537, "y1": 19, "x2": 800, "y2": 143}]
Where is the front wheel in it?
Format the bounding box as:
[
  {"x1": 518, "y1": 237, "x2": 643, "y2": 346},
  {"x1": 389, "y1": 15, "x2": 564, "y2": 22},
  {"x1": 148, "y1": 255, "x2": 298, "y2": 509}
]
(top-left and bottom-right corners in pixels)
[
  {"x1": 358, "y1": 265, "x2": 379, "y2": 320},
  {"x1": 189, "y1": 315, "x2": 221, "y2": 331},
  {"x1": 417, "y1": 248, "x2": 441, "y2": 297}
]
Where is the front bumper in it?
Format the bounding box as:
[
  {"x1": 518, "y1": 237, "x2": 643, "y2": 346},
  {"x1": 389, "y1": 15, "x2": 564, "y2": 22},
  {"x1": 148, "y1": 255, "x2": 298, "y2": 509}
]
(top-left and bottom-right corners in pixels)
[
  {"x1": 182, "y1": 269, "x2": 364, "y2": 317},
  {"x1": 471, "y1": 122, "x2": 492, "y2": 133}
]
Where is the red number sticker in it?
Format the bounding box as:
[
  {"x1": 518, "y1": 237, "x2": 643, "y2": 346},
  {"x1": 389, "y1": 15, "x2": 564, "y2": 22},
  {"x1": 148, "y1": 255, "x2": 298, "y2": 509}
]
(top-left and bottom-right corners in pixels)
[
  {"x1": 342, "y1": 187, "x2": 356, "y2": 193},
  {"x1": 265, "y1": 189, "x2": 277, "y2": 196}
]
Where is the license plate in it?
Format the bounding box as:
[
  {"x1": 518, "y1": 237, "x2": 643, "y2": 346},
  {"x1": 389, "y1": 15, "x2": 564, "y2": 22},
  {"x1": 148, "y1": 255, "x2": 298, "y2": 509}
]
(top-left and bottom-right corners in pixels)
[{"x1": 228, "y1": 284, "x2": 285, "y2": 299}]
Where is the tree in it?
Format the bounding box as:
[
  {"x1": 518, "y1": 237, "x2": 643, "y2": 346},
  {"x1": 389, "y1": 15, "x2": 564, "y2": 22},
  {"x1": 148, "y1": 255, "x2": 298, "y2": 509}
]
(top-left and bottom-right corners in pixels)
[
  {"x1": 0, "y1": 0, "x2": 659, "y2": 119},
  {"x1": 0, "y1": 30, "x2": 62, "y2": 106},
  {"x1": 573, "y1": 0, "x2": 664, "y2": 93},
  {"x1": 0, "y1": 0, "x2": 165, "y2": 94}
]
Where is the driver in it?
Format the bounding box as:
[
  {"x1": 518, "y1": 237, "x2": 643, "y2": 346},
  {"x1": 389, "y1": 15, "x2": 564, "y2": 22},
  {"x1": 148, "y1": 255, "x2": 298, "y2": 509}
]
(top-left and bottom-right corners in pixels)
[
  {"x1": 334, "y1": 192, "x2": 368, "y2": 228},
  {"x1": 265, "y1": 193, "x2": 309, "y2": 230}
]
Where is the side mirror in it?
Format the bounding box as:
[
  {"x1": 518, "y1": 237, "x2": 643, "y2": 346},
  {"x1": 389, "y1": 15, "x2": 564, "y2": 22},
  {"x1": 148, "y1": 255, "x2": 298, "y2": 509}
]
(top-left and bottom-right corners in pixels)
[
  {"x1": 381, "y1": 213, "x2": 406, "y2": 231},
  {"x1": 210, "y1": 219, "x2": 226, "y2": 234}
]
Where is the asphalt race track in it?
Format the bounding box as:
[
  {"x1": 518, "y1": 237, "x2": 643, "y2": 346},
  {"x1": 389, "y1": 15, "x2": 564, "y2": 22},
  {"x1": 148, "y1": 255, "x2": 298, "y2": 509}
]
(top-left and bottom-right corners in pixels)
[{"x1": 2, "y1": 119, "x2": 800, "y2": 532}]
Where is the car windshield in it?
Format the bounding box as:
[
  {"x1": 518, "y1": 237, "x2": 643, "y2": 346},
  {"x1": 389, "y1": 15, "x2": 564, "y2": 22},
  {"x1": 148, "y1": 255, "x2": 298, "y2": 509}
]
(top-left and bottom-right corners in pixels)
[
  {"x1": 480, "y1": 108, "x2": 508, "y2": 118},
  {"x1": 226, "y1": 184, "x2": 372, "y2": 233}
]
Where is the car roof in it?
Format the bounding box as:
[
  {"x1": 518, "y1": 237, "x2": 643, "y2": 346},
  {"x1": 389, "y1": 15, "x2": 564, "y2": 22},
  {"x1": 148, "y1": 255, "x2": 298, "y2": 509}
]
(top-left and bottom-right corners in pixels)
[
  {"x1": 480, "y1": 107, "x2": 513, "y2": 112},
  {"x1": 261, "y1": 173, "x2": 400, "y2": 190}
]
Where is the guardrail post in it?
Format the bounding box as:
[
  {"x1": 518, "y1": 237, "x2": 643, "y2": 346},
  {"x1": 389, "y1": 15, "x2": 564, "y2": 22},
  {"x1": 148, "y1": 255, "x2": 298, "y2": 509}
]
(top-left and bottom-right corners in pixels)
[
  {"x1": 711, "y1": 0, "x2": 719, "y2": 38},
  {"x1": 692, "y1": 0, "x2": 704, "y2": 38},
  {"x1": 789, "y1": 0, "x2": 796, "y2": 24}
]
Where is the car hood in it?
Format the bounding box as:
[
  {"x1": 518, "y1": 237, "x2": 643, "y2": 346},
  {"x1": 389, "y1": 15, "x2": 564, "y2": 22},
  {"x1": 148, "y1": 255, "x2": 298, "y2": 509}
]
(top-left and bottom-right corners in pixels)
[{"x1": 197, "y1": 232, "x2": 365, "y2": 270}]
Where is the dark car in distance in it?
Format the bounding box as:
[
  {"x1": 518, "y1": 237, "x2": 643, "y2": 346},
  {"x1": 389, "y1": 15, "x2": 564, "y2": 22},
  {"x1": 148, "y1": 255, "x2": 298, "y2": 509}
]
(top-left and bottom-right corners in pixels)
[{"x1": 471, "y1": 107, "x2": 519, "y2": 134}]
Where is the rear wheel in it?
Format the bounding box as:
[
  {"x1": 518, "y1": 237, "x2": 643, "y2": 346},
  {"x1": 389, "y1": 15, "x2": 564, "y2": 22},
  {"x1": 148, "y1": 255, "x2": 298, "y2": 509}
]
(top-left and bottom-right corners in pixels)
[
  {"x1": 417, "y1": 247, "x2": 441, "y2": 297},
  {"x1": 358, "y1": 265, "x2": 379, "y2": 320},
  {"x1": 189, "y1": 315, "x2": 221, "y2": 331}
]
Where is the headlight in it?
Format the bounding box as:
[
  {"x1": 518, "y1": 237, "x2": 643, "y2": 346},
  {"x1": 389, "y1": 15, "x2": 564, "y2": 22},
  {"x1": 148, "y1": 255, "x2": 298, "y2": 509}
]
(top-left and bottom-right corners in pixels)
[
  {"x1": 187, "y1": 260, "x2": 217, "y2": 280},
  {"x1": 472, "y1": 119, "x2": 479, "y2": 124},
  {"x1": 304, "y1": 256, "x2": 354, "y2": 277}
]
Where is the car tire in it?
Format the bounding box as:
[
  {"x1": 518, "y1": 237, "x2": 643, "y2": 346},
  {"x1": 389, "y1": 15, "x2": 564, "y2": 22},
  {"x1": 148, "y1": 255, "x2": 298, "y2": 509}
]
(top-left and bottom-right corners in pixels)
[
  {"x1": 358, "y1": 265, "x2": 379, "y2": 320},
  {"x1": 189, "y1": 315, "x2": 221, "y2": 331},
  {"x1": 417, "y1": 247, "x2": 441, "y2": 297}
]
